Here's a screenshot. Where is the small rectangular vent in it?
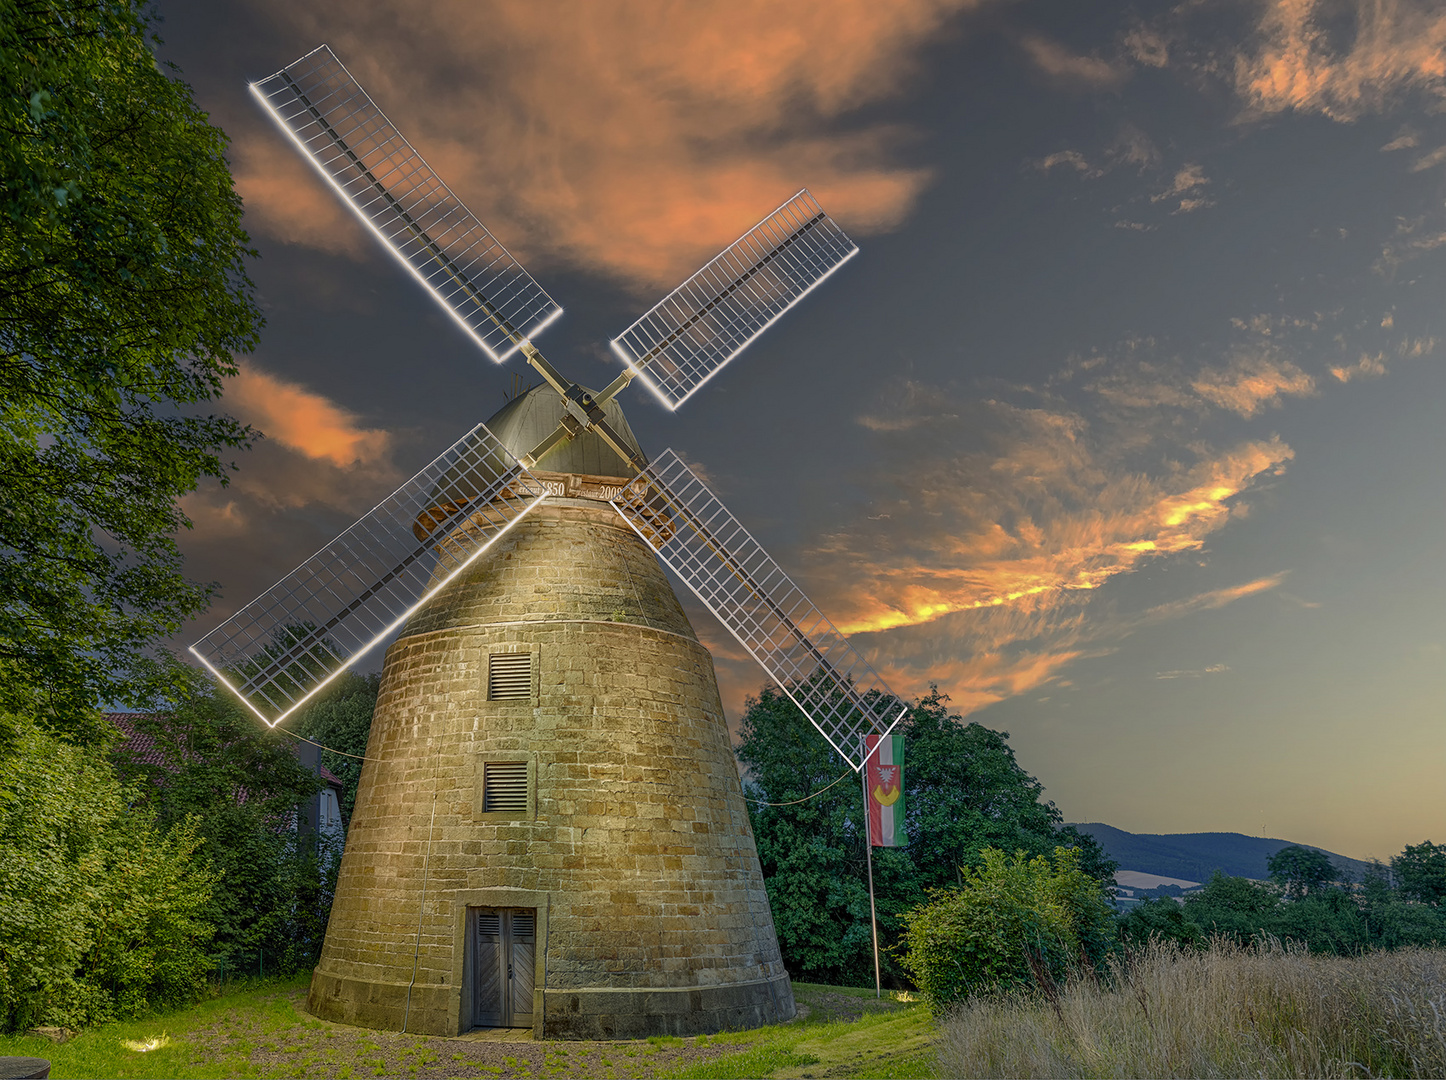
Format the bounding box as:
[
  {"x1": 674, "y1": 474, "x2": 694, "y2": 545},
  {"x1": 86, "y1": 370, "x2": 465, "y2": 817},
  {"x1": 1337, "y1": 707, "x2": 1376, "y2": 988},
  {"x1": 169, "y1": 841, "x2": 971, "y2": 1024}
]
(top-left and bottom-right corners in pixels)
[
  {"x1": 511, "y1": 911, "x2": 535, "y2": 937},
  {"x1": 488, "y1": 653, "x2": 532, "y2": 700},
  {"x1": 483, "y1": 761, "x2": 529, "y2": 813}
]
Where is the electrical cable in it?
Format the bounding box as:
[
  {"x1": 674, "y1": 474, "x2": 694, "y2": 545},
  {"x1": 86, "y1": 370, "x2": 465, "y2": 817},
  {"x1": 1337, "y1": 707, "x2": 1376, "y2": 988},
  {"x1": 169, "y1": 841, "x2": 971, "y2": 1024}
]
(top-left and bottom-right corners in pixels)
[
  {"x1": 742, "y1": 769, "x2": 852, "y2": 806},
  {"x1": 275, "y1": 728, "x2": 370, "y2": 761}
]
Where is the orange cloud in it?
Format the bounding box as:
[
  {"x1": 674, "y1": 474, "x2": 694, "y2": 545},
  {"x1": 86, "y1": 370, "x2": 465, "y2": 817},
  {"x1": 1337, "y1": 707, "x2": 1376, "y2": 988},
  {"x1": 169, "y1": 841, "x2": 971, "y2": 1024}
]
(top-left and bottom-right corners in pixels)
[
  {"x1": 247, "y1": 0, "x2": 992, "y2": 289},
  {"x1": 1021, "y1": 35, "x2": 1127, "y2": 87},
  {"x1": 692, "y1": 347, "x2": 1313, "y2": 722},
  {"x1": 178, "y1": 492, "x2": 248, "y2": 540},
  {"x1": 226, "y1": 361, "x2": 391, "y2": 468},
  {"x1": 1137, "y1": 573, "x2": 1288, "y2": 624},
  {"x1": 1331, "y1": 353, "x2": 1388, "y2": 382},
  {"x1": 822, "y1": 372, "x2": 1298, "y2": 637},
  {"x1": 231, "y1": 136, "x2": 367, "y2": 257},
  {"x1": 1191, "y1": 352, "x2": 1315, "y2": 416},
  {"x1": 1235, "y1": 0, "x2": 1446, "y2": 120},
  {"x1": 1151, "y1": 163, "x2": 1212, "y2": 212}
]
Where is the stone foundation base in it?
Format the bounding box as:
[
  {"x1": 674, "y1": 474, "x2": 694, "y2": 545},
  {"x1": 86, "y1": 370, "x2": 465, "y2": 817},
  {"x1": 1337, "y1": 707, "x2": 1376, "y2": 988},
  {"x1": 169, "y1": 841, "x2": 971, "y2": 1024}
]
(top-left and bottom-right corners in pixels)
[
  {"x1": 306, "y1": 967, "x2": 796, "y2": 1039},
  {"x1": 541, "y1": 974, "x2": 796, "y2": 1039}
]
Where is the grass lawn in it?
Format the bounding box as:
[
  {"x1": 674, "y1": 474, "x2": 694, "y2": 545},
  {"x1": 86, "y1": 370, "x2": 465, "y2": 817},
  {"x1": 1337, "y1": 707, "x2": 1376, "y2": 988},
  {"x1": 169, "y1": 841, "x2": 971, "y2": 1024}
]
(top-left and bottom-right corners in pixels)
[{"x1": 0, "y1": 979, "x2": 936, "y2": 1079}]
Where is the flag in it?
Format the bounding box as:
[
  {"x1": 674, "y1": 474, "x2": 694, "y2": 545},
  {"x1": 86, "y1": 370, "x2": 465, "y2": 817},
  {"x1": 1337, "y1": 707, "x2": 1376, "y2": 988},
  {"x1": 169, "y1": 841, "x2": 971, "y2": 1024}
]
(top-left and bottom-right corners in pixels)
[{"x1": 865, "y1": 733, "x2": 905, "y2": 847}]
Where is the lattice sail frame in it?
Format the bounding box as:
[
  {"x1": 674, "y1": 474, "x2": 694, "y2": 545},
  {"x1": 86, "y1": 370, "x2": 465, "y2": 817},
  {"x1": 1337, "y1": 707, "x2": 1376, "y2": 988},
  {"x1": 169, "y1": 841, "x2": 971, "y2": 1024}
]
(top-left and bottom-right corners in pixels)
[
  {"x1": 190, "y1": 424, "x2": 548, "y2": 727},
  {"x1": 610, "y1": 190, "x2": 859, "y2": 411},
  {"x1": 611, "y1": 449, "x2": 906, "y2": 771},
  {"x1": 250, "y1": 45, "x2": 561, "y2": 363}
]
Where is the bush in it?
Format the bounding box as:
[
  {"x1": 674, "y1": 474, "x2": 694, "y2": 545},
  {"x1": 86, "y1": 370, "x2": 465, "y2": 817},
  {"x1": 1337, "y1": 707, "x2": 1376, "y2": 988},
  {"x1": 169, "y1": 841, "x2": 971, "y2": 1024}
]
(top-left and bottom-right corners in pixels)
[
  {"x1": 0, "y1": 710, "x2": 216, "y2": 1031},
  {"x1": 1119, "y1": 896, "x2": 1206, "y2": 949},
  {"x1": 1179, "y1": 868, "x2": 1446, "y2": 955},
  {"x1": 897, "y1": 846, "x2": 1115, "y2": 1011},
  {"x1": 112, "y1": 687, "x2": 341, "y2": 977},
  {"x1": 739, "y1": 685, "x2": 1116, "y2": 987}
]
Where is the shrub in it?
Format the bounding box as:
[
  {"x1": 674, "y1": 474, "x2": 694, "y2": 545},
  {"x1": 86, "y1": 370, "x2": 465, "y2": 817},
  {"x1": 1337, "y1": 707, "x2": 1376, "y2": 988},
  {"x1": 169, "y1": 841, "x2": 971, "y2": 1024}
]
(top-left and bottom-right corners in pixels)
[
  {"x1": 112, "y1": 689, "x2": 341, "y2": 977},
  {"x1": 897, "y1": 846, "x2": 1115, "y2": 1010},
  {"x1": 0, "y1": 710, "x2": 216, "y2": 1031},
  {"x1": 1118, "y1": 896, "x2": 1206, "y2": 949}
]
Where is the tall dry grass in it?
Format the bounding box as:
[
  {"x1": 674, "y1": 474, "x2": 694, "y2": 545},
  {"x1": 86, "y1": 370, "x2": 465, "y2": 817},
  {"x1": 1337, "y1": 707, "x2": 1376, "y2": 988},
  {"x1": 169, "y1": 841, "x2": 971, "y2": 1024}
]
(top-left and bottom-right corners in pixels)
[{"x1": 938, "y1": 939, "x2": 1446, "y2": 1078}]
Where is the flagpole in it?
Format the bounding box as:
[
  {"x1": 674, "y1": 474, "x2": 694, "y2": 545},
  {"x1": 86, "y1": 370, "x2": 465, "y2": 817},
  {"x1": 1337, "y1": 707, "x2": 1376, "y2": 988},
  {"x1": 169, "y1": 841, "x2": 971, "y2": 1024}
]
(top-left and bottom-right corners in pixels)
[{"x1": 862, "y1": 740, "x2": 881, "y2": 999}]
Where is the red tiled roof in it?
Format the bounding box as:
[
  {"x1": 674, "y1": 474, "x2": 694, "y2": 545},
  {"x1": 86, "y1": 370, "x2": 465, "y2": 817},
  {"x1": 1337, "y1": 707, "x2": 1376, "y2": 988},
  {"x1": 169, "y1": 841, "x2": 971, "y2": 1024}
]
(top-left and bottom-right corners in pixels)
[
  {"x1": 108, "y1": 712, "x2": 173, "y2": 769},
  {"x1": 107, "y1": 713, "x2": 346, "y2": 789}
]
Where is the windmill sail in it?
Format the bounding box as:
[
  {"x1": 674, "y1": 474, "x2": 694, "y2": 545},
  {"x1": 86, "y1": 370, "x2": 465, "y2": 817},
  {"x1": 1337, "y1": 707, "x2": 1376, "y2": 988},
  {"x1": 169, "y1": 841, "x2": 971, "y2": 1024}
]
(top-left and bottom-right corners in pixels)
[
  {"x1": 190, "y1": 424, "x2": 547, "y2": 727},
  {"x1": 611, "y1": 449, "x2": 905, "y2": 770},
  {"x1": 251, "y1": 45, "x2": 561, "y2": 362},
  {"x1": 609, "y1": 190, "x2": 858, "y2": 410}
]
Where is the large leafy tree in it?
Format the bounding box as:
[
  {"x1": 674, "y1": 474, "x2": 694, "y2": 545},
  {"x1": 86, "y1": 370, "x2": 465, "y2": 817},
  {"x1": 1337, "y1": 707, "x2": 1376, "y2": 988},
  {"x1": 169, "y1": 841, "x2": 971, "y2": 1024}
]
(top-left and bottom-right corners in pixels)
[
  {"x1": 1267, "y1": 844, "x2": 1340, "y2": 899},
  {"x1": 293, "y1": 670, "x2": 380, "y2": 824},
  {"x1": 1, "y1": 0, "x2": 261, "y2": 739},
  {"x1": 737, "y1": 684, "x2": 1115, "y2": 986},
  {"x1": 1393, "y1": 842, "x2": 1446, "y2": 906},
  {"x1": 110, "y1": 688, "x2": 333, "y2": 977}
]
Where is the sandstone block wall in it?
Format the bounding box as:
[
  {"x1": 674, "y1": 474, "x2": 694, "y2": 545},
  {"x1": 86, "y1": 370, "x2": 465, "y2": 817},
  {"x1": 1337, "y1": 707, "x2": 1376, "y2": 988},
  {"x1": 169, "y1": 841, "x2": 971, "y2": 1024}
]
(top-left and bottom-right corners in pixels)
[{"x1": 307, "y1": 496, "x2": 794, "y2": 1037}]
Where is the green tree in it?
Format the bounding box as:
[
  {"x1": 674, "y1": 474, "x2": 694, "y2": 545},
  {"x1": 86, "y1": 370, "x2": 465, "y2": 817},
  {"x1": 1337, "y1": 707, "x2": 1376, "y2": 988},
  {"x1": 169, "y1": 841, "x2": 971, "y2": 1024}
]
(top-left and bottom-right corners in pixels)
[
  {"x1": 737, "y1": 684, "x2": 1114, "y2": 986},
  {"x1": 293, "y1": 671, "x2": 379, "y2": 823},
  {"x1": 0, "y1": 709, "x2": 216, "y2": 1031},
  {"x1": 1269, "y1": 888, "x2": 1368, "y2": 954},
  {"x1": 1267, "y1": 844, "x2": 1339, "y2": 899},
  {"x1": 1360, "y1": 862, "x2": 1446, "y2": 948},
  {"x1": 1183, "y1": 872, "x2": 1281, "y2": 943},
  {"x1": 1117, "y1": 896, "x2": 1206, "y2": 948},
  {"x1": 897, "y1": 846, "x2": 1115, "y2": 1012},
  {"x1": 1, "y1": 0, "x2": 261, "y2": 738},
  {"x1": 111, "y1": 686, "x2": 335, "y2": 976},
  {"x1": 904, "y1": 688, "x2": 1116, "y2": 889},
  {"x1": 1393, "y1": 841, "x2": 1446, "y2": 906},
  {"x1": 736, "y1": 684, "x2": 901, "y2": 985}
]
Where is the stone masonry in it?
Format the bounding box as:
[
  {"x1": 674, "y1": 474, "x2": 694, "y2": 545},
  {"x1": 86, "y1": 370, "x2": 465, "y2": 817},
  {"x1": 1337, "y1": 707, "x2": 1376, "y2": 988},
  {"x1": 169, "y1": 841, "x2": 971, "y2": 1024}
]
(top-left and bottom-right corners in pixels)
[{"x1": 306, "y1": 492, "x2": 795, "y2": 1037}]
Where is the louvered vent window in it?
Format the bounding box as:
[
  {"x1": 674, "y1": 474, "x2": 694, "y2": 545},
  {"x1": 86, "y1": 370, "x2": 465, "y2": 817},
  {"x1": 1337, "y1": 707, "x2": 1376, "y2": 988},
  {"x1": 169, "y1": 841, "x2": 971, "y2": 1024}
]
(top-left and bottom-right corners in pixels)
[
  {"x1": 512, "y1": 911, "x2": 535, "y2": 936},
  {"x1": 489, "y1": 653, "x2": 532, "y2": 700},
  {"x1": 483, "y1": 761, "x2": 529, "y2": 813}
]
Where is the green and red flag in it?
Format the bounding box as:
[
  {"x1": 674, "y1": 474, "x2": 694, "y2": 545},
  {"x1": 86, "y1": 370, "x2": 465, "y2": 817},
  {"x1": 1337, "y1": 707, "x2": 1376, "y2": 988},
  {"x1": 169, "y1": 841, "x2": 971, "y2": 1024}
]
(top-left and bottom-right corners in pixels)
[{"x1": 865, "y1": 733, "x2": 905, "y2": 847}]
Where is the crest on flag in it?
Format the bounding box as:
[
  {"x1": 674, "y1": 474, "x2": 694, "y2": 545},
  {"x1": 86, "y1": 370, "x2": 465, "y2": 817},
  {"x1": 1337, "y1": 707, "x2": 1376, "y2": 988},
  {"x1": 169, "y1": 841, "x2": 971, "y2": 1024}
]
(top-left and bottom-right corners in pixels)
[{"x1": 865, "y1": 733, "x2": 905, "y2": 847}]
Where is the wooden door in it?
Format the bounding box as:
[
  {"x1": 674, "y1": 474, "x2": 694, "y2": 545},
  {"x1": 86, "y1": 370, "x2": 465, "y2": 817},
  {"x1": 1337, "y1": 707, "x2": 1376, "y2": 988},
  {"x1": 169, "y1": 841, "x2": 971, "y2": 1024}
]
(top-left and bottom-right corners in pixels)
[
  {"x1": 508, "y1": 910, "x2": 535, "y2": 1028},
  {"x1": 470, "y1": 907, "x2": 535, "y2": 1028}
]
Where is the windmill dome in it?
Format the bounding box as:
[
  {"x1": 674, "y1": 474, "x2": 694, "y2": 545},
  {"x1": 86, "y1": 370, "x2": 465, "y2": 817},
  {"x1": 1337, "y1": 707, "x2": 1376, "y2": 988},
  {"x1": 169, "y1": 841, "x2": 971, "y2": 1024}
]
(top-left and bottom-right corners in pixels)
[
  {"x1": 486, "y1": 383, "x2": 644, "y2": 478},
  {"x1": 414, "y1": 385, "x2": 647, "y2": 542}
]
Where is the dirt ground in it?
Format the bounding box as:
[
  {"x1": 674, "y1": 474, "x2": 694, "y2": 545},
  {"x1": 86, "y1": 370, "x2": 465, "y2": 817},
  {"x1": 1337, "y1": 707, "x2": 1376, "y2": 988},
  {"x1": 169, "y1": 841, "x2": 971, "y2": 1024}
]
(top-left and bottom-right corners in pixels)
[
  {"x1": 188, "y1": 992, "x2": 721, "y2": 1078},
  {"x1": 183, "y1": 983, "x2": 916, "y2": 1079}
]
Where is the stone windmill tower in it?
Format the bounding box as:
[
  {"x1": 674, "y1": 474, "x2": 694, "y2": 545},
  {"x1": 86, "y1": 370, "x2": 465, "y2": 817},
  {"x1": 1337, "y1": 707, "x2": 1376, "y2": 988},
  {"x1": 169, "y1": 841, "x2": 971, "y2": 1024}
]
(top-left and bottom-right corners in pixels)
[{"x1": 193, "y1": 46, "x2": 906, "y2": 1038}]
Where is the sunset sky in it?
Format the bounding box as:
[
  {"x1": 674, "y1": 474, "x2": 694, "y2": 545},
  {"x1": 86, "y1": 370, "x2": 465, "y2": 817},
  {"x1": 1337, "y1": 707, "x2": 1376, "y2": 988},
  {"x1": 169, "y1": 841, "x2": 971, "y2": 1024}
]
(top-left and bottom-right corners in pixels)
[{"x1": 163, "y1": 0, "x2": 1444, "y2": 862}]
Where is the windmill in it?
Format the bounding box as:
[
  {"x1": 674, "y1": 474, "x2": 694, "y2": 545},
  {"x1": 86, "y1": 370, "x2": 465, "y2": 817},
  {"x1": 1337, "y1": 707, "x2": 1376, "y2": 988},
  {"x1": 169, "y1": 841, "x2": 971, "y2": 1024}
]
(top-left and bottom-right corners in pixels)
[{"x1": 192, "y1": 45, "x2": 906, "y2": 1038}]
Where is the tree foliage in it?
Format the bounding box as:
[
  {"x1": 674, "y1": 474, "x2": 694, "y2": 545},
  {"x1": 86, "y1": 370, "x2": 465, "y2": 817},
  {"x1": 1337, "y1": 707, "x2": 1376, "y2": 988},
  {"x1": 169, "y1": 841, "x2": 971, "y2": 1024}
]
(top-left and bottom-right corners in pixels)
[
  {"x1": 1, "y1": 0, "x2": 261, "y2": 736},
  {"x1": 1119, "y1": 854, "x2": 1446, "y2": 955},
  {"x1": 111, "y1": 686, "x2": 339, "y2": 977},
  {"x1": 1268, "y1": 844, "x2": 1338, "y2": 899},
  {"x1": 1393, "y1": 842, "x2": 1446, "y2": 907},
  {"x1": 737, "y1": 684, "x2": 1115, "y2": 986},
  {"x1": 0, "y1": 709, "x2": 216, "y2": 1031},
  {"x1": 897, "y1": 846, "x2": 1116, "y2": 1012},
  {"x1": 293, "y1": 670, "x2": 379, "y2": 824}
]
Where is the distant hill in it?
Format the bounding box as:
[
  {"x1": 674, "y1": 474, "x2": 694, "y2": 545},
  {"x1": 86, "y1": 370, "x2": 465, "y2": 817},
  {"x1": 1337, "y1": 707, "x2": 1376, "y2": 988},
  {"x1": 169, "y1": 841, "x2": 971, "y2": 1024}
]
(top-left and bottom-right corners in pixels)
[{"x1": 1070, "y1": 823, "x2": 1372, "y2": 883}]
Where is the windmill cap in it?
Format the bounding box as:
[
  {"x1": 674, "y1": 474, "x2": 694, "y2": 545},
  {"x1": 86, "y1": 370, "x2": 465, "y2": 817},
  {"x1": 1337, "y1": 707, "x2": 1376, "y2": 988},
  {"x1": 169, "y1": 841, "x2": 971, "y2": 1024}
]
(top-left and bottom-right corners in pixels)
[
  {"x1": 413, "y1": 384, "x2": 646, "y2": 540},
  {"x1": 485, "y1": 382, "x2": 644, "y2": 475}
]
